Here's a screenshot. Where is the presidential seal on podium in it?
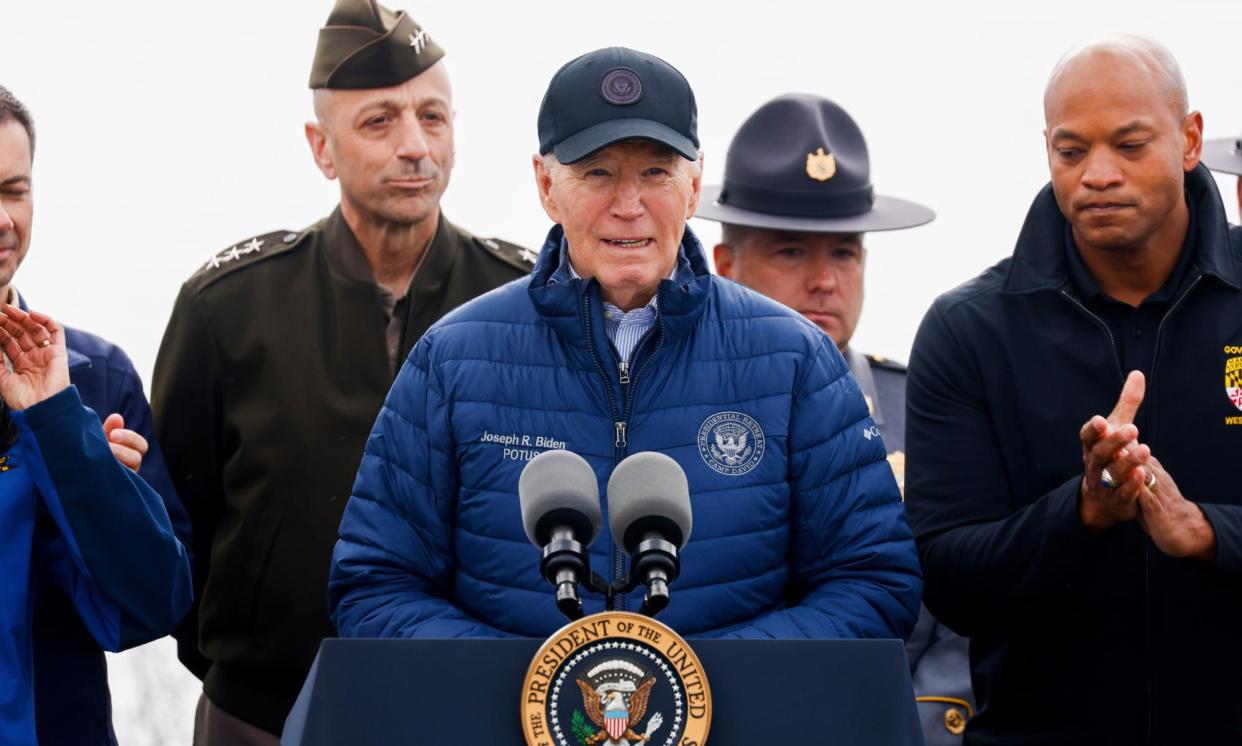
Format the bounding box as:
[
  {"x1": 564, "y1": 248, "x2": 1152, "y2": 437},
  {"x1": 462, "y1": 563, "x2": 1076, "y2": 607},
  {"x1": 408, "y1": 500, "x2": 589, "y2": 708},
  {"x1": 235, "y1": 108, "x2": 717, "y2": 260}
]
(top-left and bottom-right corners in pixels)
[{"x1": 522, "y1": 612, "x2": 711, "y2": 746}]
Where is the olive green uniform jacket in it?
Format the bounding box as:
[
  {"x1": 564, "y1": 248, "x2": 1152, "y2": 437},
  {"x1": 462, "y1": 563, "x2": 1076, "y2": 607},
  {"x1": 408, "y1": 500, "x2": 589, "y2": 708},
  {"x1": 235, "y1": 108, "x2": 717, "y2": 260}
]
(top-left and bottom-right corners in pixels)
[{"x1": 152, "y1": 208, "x2": 533, "y2": 733}]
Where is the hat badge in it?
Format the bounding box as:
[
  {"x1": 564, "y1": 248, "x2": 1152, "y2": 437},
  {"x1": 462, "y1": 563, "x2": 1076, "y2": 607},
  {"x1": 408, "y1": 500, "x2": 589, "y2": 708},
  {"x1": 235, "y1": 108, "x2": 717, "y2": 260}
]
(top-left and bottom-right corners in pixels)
[
  {"x1": 409, "y1": 29, "x2": 429, "y2": 54},
  {"x1": 600, "y1": 67, "x2": 643, "y2": 106},
  {"x1": 806, "y1": 147, "x2": 836, "y2": 182}
]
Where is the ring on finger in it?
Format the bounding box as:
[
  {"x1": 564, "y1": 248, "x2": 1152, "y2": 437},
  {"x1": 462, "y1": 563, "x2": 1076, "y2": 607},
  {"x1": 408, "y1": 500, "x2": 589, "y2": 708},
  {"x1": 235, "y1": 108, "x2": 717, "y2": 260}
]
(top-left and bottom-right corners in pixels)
[
  {"x1": 1143, "y1": 467, "x2": 1157, "y2": 490},
  {"x1": 1101, "y1": 467, "x2": 1120, "y2": 489}
]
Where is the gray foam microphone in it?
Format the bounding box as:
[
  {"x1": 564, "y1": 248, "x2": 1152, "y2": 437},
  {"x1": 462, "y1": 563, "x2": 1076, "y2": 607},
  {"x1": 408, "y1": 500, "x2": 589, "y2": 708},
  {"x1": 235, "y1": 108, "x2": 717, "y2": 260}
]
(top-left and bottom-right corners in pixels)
[
  {"x1": 606, "y1": 452, "x2": 692, "y2": 616},
  {"x1": 519, "y1": 450, "x2": 602, "y2": 547},
  {"x1": 607, "y1": 451, "x2": 692, "y2": 553},
  {"x1": 519, "y1": 450, "x2": 602, "y2": 620}
]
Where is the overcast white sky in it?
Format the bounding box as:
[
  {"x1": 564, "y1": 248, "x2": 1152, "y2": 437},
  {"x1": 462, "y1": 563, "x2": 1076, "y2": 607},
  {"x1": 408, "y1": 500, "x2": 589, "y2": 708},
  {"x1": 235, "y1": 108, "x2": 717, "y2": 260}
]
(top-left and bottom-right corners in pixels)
[{"x1": 4, "y1": 0, "x2": 1242, "y2": 742}]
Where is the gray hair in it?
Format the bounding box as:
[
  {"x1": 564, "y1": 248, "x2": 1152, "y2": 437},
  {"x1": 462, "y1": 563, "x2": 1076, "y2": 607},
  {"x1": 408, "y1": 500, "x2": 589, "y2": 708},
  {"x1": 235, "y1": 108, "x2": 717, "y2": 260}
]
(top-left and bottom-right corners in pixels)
[
  {"x1": 0, "y1": 85, "x2": 35, "y2": 157},
  {"x1": 719, "y1": 223, "x2": 760, "y2": 251},
  {"x1": 1045, "y1": 35, "x2": 1188, "y2": 119}
]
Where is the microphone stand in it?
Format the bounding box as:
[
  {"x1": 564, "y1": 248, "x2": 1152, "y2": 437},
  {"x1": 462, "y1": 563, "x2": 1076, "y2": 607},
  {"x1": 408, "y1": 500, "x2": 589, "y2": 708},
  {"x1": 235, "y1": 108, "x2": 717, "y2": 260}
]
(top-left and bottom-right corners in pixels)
[{"x1": 549, "y1": 537, "x2": 681, "y2": 621}]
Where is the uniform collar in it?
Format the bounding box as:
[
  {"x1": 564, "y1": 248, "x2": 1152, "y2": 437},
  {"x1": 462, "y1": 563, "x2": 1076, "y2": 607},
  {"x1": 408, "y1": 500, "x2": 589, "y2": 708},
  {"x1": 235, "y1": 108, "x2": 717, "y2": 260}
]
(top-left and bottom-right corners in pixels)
[
  {"x1": 844, "y1": 346, "x2": 884, "y2": 426},
  {"x1": 321, "y1": 206, "x2": 460, "y2": 299},
  {"x1": 1002, "y1": 164, "x2": 1240, "y2": 295}
]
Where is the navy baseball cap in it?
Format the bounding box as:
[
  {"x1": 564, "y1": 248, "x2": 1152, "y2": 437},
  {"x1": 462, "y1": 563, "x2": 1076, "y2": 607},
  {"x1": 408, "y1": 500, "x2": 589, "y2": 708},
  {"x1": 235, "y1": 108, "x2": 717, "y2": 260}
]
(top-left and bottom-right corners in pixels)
[{"x1": 537, "y1": 47, "x2": 699, "y2": 164}]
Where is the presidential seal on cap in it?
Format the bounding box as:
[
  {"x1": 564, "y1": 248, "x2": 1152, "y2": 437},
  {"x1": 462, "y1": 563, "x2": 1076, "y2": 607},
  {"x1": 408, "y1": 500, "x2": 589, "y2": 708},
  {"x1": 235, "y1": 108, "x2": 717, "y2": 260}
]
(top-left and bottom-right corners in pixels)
[
  {"x1": 1202, "y1": 132, "x2": 1242, "y2": 177},
  {"x1": 537, "y1": 47, "x2": 699, "y2": 164},
  {"x1": 697, "y1": 94, "x2": 934, "y2": 233},
  {"x1": 309, "y1": 0, "x2": 444, "y2": 89}
]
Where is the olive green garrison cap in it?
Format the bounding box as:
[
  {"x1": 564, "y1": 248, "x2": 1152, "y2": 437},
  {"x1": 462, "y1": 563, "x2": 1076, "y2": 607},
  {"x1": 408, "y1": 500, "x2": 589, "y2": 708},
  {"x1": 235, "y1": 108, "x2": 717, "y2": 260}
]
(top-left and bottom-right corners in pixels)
[{"x1": 309, "y1": 0, "x2": 444, "y2": 89}]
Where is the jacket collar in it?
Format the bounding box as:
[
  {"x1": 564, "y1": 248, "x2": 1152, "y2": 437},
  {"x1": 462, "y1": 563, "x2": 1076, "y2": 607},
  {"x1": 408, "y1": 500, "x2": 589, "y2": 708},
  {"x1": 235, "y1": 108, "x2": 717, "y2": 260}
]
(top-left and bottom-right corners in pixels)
[
  {"x1": 1002, "y1": 164, "x2": 1240, "y2": 294},
  {"x1": 14, "y1": 289, "x2": 91, "y2": 372},
  {"x1": 321, "y1": 205, "x2": 460, "y2": 299},
  {"x1": 527, "y1": 224, "x2": 713, "y2": 353}
]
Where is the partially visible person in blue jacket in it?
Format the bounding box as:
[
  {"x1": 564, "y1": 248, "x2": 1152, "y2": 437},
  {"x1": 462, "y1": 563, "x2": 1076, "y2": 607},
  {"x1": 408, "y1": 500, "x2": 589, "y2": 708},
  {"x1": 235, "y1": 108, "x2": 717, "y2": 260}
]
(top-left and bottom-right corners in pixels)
[
  {"x1": 701, "y1": 94, "x2": 973, "y2": 744},
  {"x1": 0, "y1": 302, "x2": 193, "y2": 744},
  {"x1": 329, "y1": 48, "x2": 921, "y2": 641},
  {"x1": 0, "y1": 85, "x2": 192, "y2": 745}
]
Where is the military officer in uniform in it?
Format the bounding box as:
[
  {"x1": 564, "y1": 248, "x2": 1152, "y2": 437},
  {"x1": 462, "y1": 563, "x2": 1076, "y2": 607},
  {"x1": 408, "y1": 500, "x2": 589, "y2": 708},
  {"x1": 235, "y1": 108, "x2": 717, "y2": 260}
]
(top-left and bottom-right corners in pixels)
[
  {"x1": 697, "y1": 94, "x2": 973, "y2": 744},
  {"x1": 1202, "y1": 128, "x2": 1242, "y2": 215},
  {"x1": 151, "y1": 1, "x2": 533, "y2": 743}
]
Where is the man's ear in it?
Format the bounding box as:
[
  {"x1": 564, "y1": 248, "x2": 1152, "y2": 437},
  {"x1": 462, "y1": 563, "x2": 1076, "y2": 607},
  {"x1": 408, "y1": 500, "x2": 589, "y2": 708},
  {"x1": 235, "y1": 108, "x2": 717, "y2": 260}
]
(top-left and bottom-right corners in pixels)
[
  {"x1": 305, "y1": 121, "x2": 336, "y2": 180},
  {"x1": 1181, "y1": 110, "x2": 1204, "y2": 172},
  {"x1": 533, "y1": 154, "x2": 560, "y2": 224},
  {"x1": 685, "y1": 152, "x2": 704, "y2": 219},
  {"x1": 713, "y1": 244, "x2": 735, "y2": 279}
]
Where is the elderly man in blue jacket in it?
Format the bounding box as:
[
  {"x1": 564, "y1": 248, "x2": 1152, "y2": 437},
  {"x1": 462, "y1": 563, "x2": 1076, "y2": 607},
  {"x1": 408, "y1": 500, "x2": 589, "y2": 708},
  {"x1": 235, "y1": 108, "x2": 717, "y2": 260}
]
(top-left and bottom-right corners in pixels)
[{"x1": 329, "y1": 47, "x2": 921, "y2": 641}]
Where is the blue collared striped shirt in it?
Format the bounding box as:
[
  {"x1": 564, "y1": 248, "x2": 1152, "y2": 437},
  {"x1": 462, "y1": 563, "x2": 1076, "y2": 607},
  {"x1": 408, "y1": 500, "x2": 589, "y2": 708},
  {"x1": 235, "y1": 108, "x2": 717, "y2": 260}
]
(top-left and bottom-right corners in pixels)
[{"x1": 548, "y1": 238, "x2": 660, "y2": 363}]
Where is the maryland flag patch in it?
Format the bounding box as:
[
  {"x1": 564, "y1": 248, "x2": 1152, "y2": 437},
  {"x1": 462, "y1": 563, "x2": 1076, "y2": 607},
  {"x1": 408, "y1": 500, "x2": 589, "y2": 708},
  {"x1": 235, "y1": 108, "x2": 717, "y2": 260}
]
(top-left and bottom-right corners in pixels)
[{"x1": 1227, "y1": 355, "x2": 1242, "y2": 412}]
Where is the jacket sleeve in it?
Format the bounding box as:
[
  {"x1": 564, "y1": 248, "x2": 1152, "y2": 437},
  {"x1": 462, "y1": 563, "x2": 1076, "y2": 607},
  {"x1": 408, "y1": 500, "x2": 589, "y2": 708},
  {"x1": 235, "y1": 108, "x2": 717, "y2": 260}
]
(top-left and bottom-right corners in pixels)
[
  {"x1": 704, "y1": 334, "x2": 922, "y2": 640},
  {"x1": 102, "y1": 342, "x2": 192, "y2": 565},
  {"x1": 905, "y1": 300, "x2": 1110, "y2": 636},
  {"x1": 151, "y1": 284, "x2": 225, "y2": 678},
  {"x1": 17, "y1": 386, "x2": 193, "y2": 651},
  {"x1": 1196, "y1": 504, "x2": 1242, "y2": 578},
  {"x1": 329, "y1": 336, "x2": 508, "y2": 639}
]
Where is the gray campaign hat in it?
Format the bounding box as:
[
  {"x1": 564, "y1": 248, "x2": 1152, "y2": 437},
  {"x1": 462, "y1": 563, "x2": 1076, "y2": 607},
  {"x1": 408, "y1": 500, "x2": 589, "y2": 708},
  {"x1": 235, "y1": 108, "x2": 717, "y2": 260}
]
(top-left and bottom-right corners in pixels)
[
  {"x1": 309, "y1": 0, "x2": 444, "y2": 90},
  {"x1": 1202, "y1": 134, "x2": 1242, "y2": 176},
  {"x1": 537, "y1": 47, "x2": 699, "y2": 164},
  {"x1": 697, "y1": 94, "x2": 933, "y2": 233}
]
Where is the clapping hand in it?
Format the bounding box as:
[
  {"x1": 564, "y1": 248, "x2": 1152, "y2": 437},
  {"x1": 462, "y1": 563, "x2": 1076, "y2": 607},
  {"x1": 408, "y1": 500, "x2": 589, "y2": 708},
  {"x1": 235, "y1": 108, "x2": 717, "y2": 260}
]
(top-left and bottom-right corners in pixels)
[
  {"x1": 0, "y1": 303, "x2": 68, "y2": 410},
  {"x1": 1079, "y1": 370, "x2": 1216, "y2": 562},
  {"x1": 1079, "y1": 370, "x2": 1150, "y2": 531},
  {"x1": 104, "y1": 413, "x2": 148, "y2": 473}
]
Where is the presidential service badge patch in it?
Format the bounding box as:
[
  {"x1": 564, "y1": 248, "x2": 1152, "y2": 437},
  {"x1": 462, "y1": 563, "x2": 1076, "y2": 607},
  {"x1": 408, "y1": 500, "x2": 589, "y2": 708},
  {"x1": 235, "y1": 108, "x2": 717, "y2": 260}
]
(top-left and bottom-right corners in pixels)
[
  {"x1": 601, "y1": 67, "x2": 643, "y2": 106},
  {"x1": 697, "y1": 411, "x2": 765, "y2": 476},
  {"x1": 522, "y1": 612, "x2": 711, "y2": 746}
]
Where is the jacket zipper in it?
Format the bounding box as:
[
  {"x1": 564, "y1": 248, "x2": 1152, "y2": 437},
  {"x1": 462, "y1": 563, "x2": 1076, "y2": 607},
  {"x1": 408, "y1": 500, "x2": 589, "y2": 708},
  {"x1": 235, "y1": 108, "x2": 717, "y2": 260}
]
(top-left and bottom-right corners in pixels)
[
  {"x1": 608, "y1": 324, "x2": 663, "y2": 611},
  {"x1": 1060, "y1": 276, "x2": 1204, "y2": 744},
  {"x1": 1058, "y1": 289, "x2": 1125, "y2": 381},
  {"x1": 580, "y1": 290, "x2": 625, "y2": 608},
  {"x1": 1138, "y1": 273, "x2": 1202, "y2": 744},
  {"x1": 1059, "y1": 287, "x2": 1140, "y2": 738}
]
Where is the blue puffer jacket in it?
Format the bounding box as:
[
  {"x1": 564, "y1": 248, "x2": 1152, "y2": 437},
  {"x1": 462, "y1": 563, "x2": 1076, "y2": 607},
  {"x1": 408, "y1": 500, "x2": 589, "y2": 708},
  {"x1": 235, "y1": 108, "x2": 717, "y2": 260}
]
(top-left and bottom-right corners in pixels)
[{"x1": 330, "y1": 226, "x2": 920, "y2": 640}]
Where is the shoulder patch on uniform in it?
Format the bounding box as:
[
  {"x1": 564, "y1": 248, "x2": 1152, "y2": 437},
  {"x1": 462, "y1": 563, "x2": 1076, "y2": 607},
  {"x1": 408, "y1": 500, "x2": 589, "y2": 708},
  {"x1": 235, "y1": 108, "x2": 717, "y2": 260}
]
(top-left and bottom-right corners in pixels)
[
  {"x1": 188, "y1": 228, "x2": 306, "y2": 287},
  {"x1": 868, "y1": 353, "x2": 907, "y2": 372},
  {"x1": 475, "y1": 235, "x2": 538, "y2": 273}
]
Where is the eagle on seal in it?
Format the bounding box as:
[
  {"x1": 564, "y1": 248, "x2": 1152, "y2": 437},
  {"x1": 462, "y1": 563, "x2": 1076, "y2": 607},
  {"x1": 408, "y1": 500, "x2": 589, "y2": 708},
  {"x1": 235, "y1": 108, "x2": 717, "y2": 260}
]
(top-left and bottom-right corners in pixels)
[{"x1": 577, "y1": 675, "x2": 660, "y2": 745}]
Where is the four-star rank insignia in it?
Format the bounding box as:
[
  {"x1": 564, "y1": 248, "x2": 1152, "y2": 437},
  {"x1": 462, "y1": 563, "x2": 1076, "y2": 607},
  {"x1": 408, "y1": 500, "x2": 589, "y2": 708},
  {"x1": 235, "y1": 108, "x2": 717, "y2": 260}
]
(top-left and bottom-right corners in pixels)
[
  {"x1": 522, "y1": 611, "x2": 711, "y2": 746},
  {"x1": 806, "y1": 147, "x2": 836, "y2": 182},
  {"x1": 0, "y1": 455, "x2": 16, "y2": 473}
]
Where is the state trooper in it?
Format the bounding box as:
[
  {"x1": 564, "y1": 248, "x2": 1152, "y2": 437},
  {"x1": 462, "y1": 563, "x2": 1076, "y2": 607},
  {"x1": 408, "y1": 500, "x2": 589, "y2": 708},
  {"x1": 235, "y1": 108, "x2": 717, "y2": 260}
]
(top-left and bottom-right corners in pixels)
[
  {"x1": 151, "y1": 1, "x2": 533, "y2": 742},
  {"x1": 1202, "y1": 127, "x2": 1242, "y2": 214},
  {"x1": 697, "y1": 94, "x2": 974, "y2": 744}
]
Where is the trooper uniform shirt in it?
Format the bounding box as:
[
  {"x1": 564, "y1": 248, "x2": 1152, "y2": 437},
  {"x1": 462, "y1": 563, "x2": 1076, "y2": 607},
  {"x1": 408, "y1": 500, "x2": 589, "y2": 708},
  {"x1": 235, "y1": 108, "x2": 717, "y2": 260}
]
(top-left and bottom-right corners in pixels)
[
  {"x1": 152, "y1": 208, "x2": 533, "y2": 733},
  {"x1": 846, "y1": 347, "x2": 975, "y2": 745}
]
